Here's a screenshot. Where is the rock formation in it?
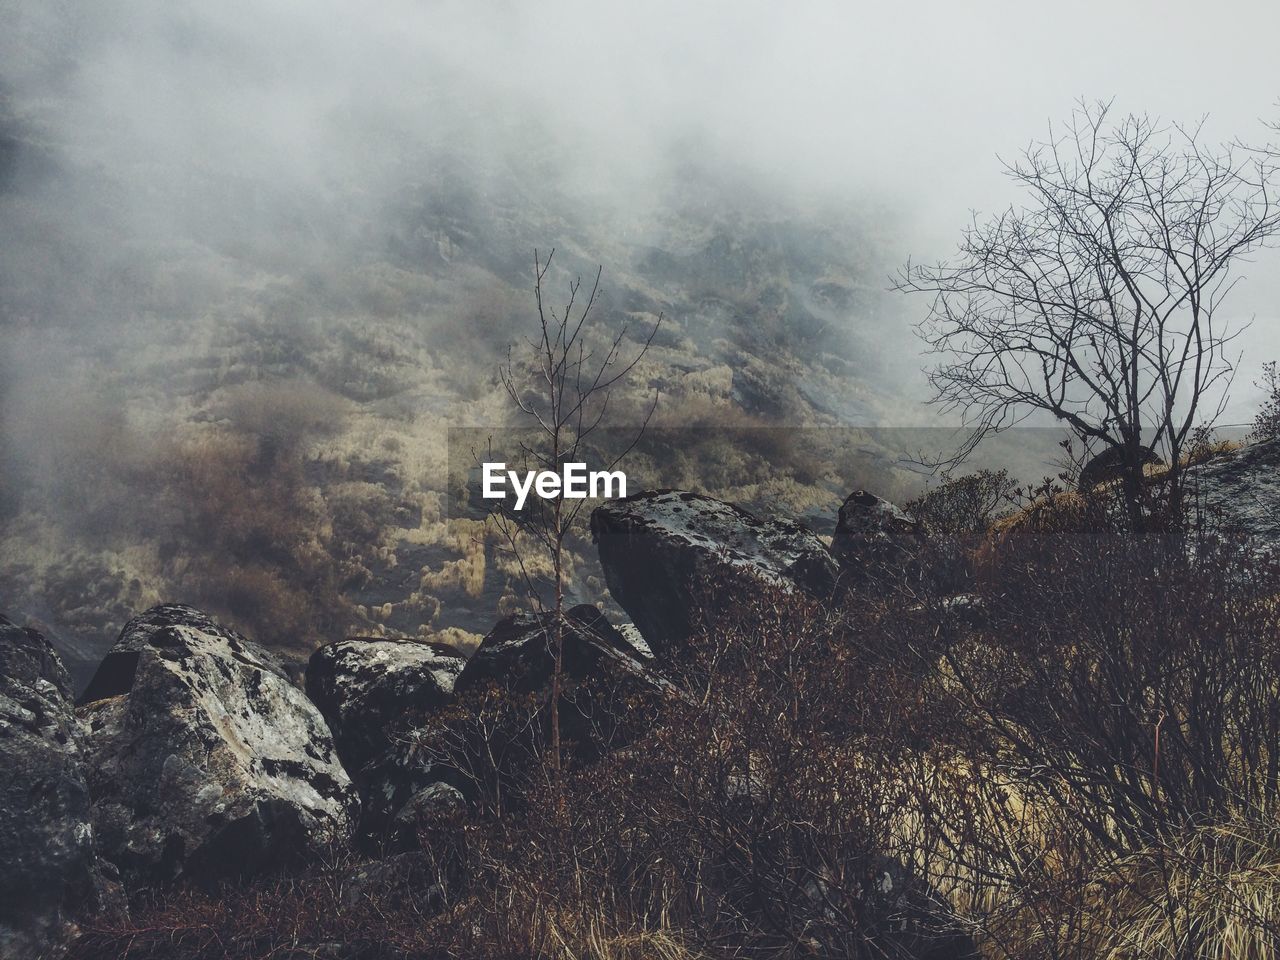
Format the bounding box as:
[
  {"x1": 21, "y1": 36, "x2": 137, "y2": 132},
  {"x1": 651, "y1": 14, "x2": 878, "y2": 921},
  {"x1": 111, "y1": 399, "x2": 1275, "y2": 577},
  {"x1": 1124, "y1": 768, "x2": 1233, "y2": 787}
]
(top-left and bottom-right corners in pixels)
[
  {"x1": 447, "y1": 604, "x2": 668, "y2": 781},
  {"x1": 306, "y1": 636, "x2": 465, "y2": 838},
  {"x1": 77, "y1": 604, "x2": 358, "y2": 886},
  {"x1": 1, "y1": 616, "x2": 123, "y2": 959},
  {"x1": 591, "y1": 490, "x2": 840, "y2": 656},
  {"x1": 830, "y1": 489, "x2": 926, "y2": 587},
  {"x1": 455, "y1": 603, "x2": 655, "y2": 695},
  {"x1": 1184, "y1": 437, "x2": 1280, "y2": 549}
]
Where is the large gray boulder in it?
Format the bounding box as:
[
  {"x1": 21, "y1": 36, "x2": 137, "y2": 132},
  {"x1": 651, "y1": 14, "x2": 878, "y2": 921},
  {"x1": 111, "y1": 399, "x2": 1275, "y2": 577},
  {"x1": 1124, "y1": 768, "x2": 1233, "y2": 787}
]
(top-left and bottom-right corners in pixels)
[
  {"x1": 1184, "y1": 437, "x2": 1280, "y2": 550},
  {"x1": 307, "y1": 637, "x2": 464, "y2": 768},
  {"x1": 1, "y1": 615, "x2": 124, "y2": 959},
  {"x1": 439, "y1": 605, "x2": 668, "y2": 793},
  {"x1": 306, "y1": 637, "x2": 465, "y2": 838},
  {"x1": 591, "y1": 490, "x2": 840, "y2": 657},
  {"x1": 77, "y1": 604, "x2": 358, "y2": 887}
]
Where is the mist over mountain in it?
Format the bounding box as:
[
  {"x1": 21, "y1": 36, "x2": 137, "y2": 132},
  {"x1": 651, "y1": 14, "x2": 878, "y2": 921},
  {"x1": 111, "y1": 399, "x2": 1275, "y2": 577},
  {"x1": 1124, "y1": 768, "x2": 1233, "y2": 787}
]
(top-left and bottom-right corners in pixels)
[{"x1": 3, "y1": 0, "x2": 1280, "y2": 682}]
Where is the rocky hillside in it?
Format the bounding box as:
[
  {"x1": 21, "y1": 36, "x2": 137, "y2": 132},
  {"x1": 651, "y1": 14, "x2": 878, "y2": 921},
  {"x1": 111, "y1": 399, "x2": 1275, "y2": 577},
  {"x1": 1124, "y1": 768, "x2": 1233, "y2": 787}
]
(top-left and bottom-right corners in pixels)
[
  {"x1": 5, "y1": 437, "x2": 1277, "y2": 958},
  {"x1": 0, "y1": 477, "x2": 909, "y2": 958},
  {"x1": 1, "y1": 73, "x2": 970, "y2": 689}
]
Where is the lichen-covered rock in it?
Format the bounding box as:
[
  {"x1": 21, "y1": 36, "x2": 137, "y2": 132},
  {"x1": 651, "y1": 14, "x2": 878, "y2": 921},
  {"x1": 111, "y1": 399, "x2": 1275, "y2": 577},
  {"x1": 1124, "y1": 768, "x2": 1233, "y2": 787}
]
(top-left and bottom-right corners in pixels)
[
  {"x1": 455, "y1": 604, "x2": 655, "y2": 695},
  {"x1": 830, "y1": 490, "x2": 925, "y2": 587},
  {"x1": 1, "y1": 615, "x2": 124, "y2": 959},
  {"x1": 389, "y1": 780, "x2": 469, "y2": 854},
  {"x1": 77, "y1": 604, "x2": 358, "y2": 886},
  {"x1": 392, "y1": 781, "x2": 466, "y2": 832},
  {"x1": 1185, "y1": 437, "x2": 1280, "y2": 550},
  {"x1": 307, "y1": 637, "x2": 463, "y2": 768},
  {"x1": 306, "y1": 637, "x2": 465, "y2": 838},
  {"x1": 591, "y1": 490, "x2": 840, "y2": 656},
  {"x1": 75, "y1": 604, "x2": 243, "y2": 706}
]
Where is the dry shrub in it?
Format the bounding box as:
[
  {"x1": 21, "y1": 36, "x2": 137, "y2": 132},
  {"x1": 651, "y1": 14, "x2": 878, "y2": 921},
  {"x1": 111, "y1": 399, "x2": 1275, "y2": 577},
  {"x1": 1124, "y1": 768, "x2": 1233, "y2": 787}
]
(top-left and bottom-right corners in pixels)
[
  {"x1": 907, "y1": 469, "x2": 1016, "y2": 591},
  {"x1": 150, "y1": 427, "x2": 346, "y2": 653},
  {"x1": 890, "y1": 519, "x2": 1280, "y2": 958},
  {"x1": 69, "y1": 847, "x2": 481, "y2": 960},
  {"x1": 69, "y1": 495, "x2": 1280, "y2": 960},
  {"x1": 1250, "y1": 361, "x2": 1280, "y2": 443},
  {"x1": 406, "y1": 579, "x2": 974, "y2": 960},
  {"x1": 908, "y1": 469, "x2": 1016, "y2": 543},
  {"x1": 218, "y1": 379, "x2": 350, "y2": 444},
  {"x1": 135, "y1": 377, "x2": 377, "y2": 653}
]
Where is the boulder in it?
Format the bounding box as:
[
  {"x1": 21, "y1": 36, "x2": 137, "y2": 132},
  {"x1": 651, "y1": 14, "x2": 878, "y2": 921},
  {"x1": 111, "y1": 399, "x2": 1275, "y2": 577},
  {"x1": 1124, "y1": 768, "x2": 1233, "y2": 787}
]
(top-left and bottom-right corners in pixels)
[
  {"x1": 1, "y1": 615, "x2": 124, "y2": 959},
  {"x1": 306, "y1": 637, "x2": 465, "y2": 838},
  {"x1": 1184, "y1": 437, "x2": 1280, "y2": 550},
  {"x1": 455, "y1": 604, "x2": 656, "y2": 695},
  {"x1": 442, "y1": 605, "x2": 668, "y2": 784},
  {"x1": 392, "y1": 781, "x2": 466, "y2": 831},
  {"x1": 830, "y1": 490, "x2": 925, "y2": 587},
  {"x1": 1077, "y1": 445, "x2": 1163, "y2": 491},
  {"x1": 306, "y1": 637, "x2": 463, "y2": 769},
  {"x1": 591, "y1": 490, "x2": 840, "y2": 656},
  {"x1": 390, "y1": 781, "x2": 467, "y2": 851},
  {"x1": 77, "y1": 604, "x2": 358, "y2": 887},
  {"x1": 76, "y1": 603, "x2": 238, "y2": 706}
]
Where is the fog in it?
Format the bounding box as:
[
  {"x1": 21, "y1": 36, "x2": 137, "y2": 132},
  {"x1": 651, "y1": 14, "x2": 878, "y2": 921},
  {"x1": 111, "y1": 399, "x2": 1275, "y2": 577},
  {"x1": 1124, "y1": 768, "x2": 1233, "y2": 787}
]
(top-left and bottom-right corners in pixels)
[
  {"x1": 5, "y1": 1, "x2": 1280, "y2": 332},
  {"x1": 3, "y1": 0, "x2": 1279, "y2": 672}
]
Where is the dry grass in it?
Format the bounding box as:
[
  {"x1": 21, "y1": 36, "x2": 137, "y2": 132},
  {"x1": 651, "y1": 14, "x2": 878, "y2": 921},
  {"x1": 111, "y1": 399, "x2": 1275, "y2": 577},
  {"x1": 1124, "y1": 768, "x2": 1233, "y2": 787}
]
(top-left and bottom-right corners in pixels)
[
  {"x1": 543, "y1": 922, "x2": 712, "y2": 960},
  {"x1": 1084, "y1": 820, "x2": 1280, "y2": 960},
  {"x1": 70, "y1": 493, "x2": 1280, "y2": 960}
]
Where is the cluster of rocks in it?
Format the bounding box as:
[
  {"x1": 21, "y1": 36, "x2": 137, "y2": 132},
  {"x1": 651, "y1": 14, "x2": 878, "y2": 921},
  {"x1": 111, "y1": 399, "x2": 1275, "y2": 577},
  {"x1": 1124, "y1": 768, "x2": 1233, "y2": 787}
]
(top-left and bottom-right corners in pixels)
[
  {"x1": 0, "y1": 482, "x2": 944, "y2": 958},
  {"x1": 12, "y1": 437, "x2": 1276, "y2": 957}
]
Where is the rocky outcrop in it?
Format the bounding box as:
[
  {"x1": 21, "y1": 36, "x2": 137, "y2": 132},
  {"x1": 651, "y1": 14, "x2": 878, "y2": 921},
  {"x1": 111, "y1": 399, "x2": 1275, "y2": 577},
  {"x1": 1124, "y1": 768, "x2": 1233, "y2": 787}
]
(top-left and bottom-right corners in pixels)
[
  {"x1": 448, "y1": 605, "x2": 669, "y2": 778},
  {"x1": 1, "y1": 616, "x2": 123, "y2": 959},
  {"x1": 1184, "y1": 437, "x2": 1280, "y2": 549},
  {"x1": 306, "y1": 610, "x2": 657, "y2": 845},
  {"x1": 830, "y1": 490, "x2": 925, "y2": 587},
  {"x1": 591, "y1": 490, "x2": 840, "y2": 656},
  {"x1": 307, "y1": 637, "x2": 463, "y2": 770},
  {"x1": 455, "y1": 604, "x2": 656, "y2": 695},
  {"x1": 77, "y1": 604, "x2": 358, "y2": 887},
  {"x1": 1077, "y1": 445, "x2": 1163, "y2": 491},
  {"x1": 75, "y1": 604, "x2": 238, "y2": 706},
  {"x1": 306, "y1": 637, "x2": 465, "y2": 839}
]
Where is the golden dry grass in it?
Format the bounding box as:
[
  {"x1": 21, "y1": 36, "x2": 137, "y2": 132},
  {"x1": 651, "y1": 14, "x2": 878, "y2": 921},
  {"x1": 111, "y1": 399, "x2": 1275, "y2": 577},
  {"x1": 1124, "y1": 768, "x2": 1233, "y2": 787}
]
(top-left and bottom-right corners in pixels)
[{"x1": 1082, "y1": 821, "x2": 1280, "y2": 960}]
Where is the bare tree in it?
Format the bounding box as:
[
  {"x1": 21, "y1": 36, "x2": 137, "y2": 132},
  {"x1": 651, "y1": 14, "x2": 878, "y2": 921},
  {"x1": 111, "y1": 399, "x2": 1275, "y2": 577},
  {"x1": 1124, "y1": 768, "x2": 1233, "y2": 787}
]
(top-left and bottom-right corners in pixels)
[
  {"x1": 896, "y1": 101, "x2": 1280, "y2": 526},
  {"x1": 491, "y1": 249, "x2": 659, "y2": 776}
]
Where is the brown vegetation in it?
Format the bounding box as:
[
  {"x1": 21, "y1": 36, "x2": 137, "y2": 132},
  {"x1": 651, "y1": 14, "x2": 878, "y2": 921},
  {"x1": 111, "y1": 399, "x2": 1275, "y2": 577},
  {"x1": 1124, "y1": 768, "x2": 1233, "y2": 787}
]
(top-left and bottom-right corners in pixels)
[{"x1": 71, "y1": 488, "x2": 1280, "y2": 959}]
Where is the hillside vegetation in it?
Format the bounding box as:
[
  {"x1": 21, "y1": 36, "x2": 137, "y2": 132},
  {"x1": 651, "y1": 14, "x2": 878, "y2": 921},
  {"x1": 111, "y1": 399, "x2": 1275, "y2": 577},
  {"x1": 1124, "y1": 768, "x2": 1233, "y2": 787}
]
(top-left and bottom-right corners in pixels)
[{"x1": 60, "y1": 439, "x2": 1280, "y2": 960}]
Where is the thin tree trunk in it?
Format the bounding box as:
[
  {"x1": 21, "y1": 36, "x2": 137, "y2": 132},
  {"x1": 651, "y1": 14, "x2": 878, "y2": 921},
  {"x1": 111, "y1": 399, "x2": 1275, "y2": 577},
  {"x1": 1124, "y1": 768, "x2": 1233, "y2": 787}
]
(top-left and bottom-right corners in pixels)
[
  {"x1": 1123, "y1": 435, "x2": 1146, "y2": 533},
  {"x1": 551, "y1": 539, "x2": 563, "y2": 775},
  {"x1": 550, "y1": 453, "x2": 564, "y2": 778}
]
